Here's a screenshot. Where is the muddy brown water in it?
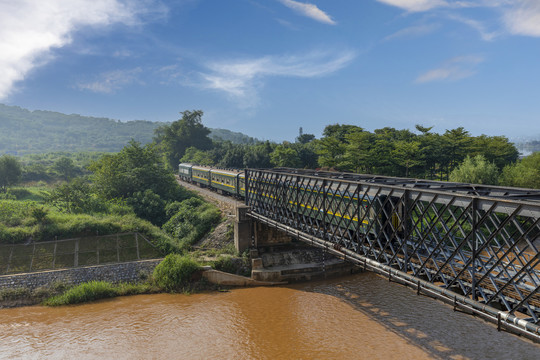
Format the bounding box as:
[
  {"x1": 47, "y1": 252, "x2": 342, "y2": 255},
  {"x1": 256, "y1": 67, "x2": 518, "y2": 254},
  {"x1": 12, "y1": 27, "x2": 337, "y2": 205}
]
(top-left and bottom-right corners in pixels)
[{"x1": 1, "y1": 272, "x2": 538, "y2": 359}]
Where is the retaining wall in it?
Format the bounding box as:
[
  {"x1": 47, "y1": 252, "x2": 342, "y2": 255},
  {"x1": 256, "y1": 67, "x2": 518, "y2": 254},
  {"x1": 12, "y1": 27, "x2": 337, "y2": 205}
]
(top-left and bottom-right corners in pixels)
[{"x1": 0, "y1": 259, "x2": 163, "y2": 291}]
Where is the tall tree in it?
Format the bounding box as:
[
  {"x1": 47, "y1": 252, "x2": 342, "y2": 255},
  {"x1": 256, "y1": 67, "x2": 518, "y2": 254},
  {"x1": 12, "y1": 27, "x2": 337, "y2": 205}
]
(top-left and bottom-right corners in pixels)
[
  {"x1": 0, "y1": 155, "x2": 22, "y2": 192},
  {"x1": 154, "y1": 110, "x2": 213, "y2": 169}
]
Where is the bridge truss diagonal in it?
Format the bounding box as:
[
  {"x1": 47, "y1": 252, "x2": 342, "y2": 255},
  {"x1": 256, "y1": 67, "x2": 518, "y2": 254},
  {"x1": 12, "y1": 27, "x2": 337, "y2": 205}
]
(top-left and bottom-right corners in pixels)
[{"x1": 245, "y1": 168, "x2": 540, "y2": 340}]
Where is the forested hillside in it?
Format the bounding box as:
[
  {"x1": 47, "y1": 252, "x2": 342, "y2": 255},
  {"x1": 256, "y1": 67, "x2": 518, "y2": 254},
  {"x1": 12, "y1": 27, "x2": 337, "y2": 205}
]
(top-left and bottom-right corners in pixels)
[{"x1": 0, "y1": 104, "x2": 254, "y2": 154}]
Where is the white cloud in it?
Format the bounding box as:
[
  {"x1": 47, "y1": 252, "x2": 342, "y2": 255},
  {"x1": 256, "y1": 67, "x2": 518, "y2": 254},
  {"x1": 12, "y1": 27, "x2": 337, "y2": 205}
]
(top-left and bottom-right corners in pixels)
[
  {"x1": 504, "y1": 0, "x2": 540, "y2": 37},
  {"x1": 278, "y1": 0, "x2": 336, "y2": 25},
  {"x1": 416, "y1": 55, "x2": 484, "y2": 83},
  {"x1": 375, "y1": 0, "x2": 504, "y2": 13},
  {"x1": 384, "y1": 23, "x2": 440, "y2": 41},
  {"x1": 77, "y1": 68, "x2": 143, "y2": 93},
  {"x1": 199, "y1": 50, "x2": 356, "y2": 107},
  {"x1": 376, "y1": 0, "x2": 448, "y2": 12},
  {"x1": 0, "y1": 0, "x2": 164, "y2": 100}
]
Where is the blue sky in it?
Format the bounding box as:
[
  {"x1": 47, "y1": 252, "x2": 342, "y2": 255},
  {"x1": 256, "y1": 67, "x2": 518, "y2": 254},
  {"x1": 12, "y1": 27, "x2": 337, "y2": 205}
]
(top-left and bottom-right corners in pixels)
[{"x1": 2, "y1": 0, "x2": 540, "y2": 141}]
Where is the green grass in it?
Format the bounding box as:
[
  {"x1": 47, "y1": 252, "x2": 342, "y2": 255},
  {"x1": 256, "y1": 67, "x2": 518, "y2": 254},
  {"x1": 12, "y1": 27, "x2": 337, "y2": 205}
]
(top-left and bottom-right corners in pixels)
[{"x1": 43, "y1": 281, "x2": 156, "y2": 306}]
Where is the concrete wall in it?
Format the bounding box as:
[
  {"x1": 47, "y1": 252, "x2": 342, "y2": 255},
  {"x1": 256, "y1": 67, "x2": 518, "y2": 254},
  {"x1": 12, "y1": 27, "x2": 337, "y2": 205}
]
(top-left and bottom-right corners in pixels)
[
  {"x1": 254, "y1": 222, "x2": 293, "y2": 247},
  {"x1": 0, "y1": 259, "x2": 162, "y2": 291}
]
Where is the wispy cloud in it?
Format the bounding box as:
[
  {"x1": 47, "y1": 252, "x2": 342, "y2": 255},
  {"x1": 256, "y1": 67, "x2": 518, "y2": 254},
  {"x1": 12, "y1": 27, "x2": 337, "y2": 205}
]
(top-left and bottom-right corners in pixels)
[
  {"x1": 198, "y1": 50, "x2": 356, "y2": 106},
  {"x1": 416, "y1": 55, "x2": 484, "y2": 83},
  {"x1": 504, "y1": 0, "x2": 540, "y2": 37},
  {"x1": 446, "y1": 14, "x2": 498, "y2": 41},
  {"x1": 0, "y1": 0, "x2": 165, "y2": 100},
  {"x1": 77, "y1": 68, "x2": 143, "y2": 93},
  {"x1": 376, "y1": 0, "x2": 506, "y2": 13},
  {"x1": 376, "y1": 0, "x2": 448, "y2": 13},
  {"x1": 278, "y1": 0, "x2": 336, "y2": 25},
  {"x1": 384, "y1": 23, "x2": 440, "y2": 41}
]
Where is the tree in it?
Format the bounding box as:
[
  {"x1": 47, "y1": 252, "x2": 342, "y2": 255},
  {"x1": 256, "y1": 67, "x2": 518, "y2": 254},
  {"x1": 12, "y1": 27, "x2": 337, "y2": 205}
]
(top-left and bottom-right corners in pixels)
[
  {"x1": 470, "y1": 135, "x2": 519, "y2": 170},
  {"x1": 500, "y1": 152, "x2": 540, "y2": 189},
  {"x1": 53, "y1": 156, "x2": 79, "y2": 181},
  {"x1": 0, "y1": 155, "x2": 22, "y2": 192},
  {"x1": 391, "y1": 140, "x2": 422, "y2": 177},
  {"x1": 181, "y1": 146, "x2": 215, "y2": 166},
  {"x1": 154, "y1": 110, "x2": 213, "y2": 169},
  {"x1": 296, "y1": 133, "x2": 316, "y2": 144},
  {"x1": 270, "y1": 144, "x2": 301, "y2": 168},
  {"x1": 128, "y1": 189, "x2": 167, "y2": 226},
  {"x1": 90, "y1": 140, "x2": 185, "y2": 201},
  {"x1": 449, "y1": 155, "x2": 498, "y2": 185},
  {"x1": 243, "y1": 141, "x2": 274, "y2": 168},
  {"x1": 344, "y1": 131, "x2": 375, "y2": 173},
  {"x1": 47, "y1": 178, "x2": 106, "y2": 213}
]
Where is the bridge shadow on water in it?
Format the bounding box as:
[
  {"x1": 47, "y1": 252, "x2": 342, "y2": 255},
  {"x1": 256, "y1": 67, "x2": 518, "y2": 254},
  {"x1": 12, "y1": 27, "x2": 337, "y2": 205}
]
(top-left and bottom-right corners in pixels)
[{"x1": 295, "y1": 272, "x2": 539, "y2": 360}]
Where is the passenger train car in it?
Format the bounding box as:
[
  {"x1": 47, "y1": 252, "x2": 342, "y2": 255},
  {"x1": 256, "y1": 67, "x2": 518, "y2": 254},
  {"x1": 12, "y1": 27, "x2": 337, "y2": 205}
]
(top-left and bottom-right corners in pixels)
[
  {"x1": 178, "y1": 163, "x2": 396, "y2": 239},
  {"x1": 179, "y1": 163, "x2": 245, "y2": 197}
]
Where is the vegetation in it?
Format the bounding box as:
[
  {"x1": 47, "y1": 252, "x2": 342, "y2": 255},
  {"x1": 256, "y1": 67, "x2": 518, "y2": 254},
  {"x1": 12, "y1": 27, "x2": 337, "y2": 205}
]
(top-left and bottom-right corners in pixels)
[
  {"x1": 0, "y1": 155, "x2": 22, "y2": 192},
  {"x1": 449, "y1": 155, "x2": 499, "y2": 185},
  {"x1": 154, "y1": 110, "x2": 213, "y2": 169},
  {"x1": 500, "y1": 152, "x2": 540, "y2": 188},
  {"x1": 43, "y1": 281, "x2": 157, "y2": 306},
  {"x1": 162, "y1": 198, "x2": 222, "y2": 252},
  {"x1": 152, "y1": 254, "x2": 201, "y2": 291},
  {"x1": 0, "y1": 103, "x2": 256, "y2": 155}
]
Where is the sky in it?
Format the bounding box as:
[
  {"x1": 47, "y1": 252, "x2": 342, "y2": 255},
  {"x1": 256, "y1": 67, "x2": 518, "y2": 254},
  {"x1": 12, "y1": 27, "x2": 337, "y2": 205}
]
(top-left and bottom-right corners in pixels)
[{"x1": 1, "y1": 0, "x2": 540, "y2": 142}]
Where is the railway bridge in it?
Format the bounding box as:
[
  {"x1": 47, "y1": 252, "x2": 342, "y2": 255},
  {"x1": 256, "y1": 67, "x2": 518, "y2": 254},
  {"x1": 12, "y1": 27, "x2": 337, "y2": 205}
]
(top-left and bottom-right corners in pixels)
[{"x1": 236, "y1": 168, "x2": 540, "y2": 341}]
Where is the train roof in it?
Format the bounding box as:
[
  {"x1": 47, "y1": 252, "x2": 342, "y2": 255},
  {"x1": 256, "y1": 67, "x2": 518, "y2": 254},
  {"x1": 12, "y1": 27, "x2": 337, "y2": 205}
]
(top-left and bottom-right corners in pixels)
[{"x1": 186, "y1": 164, "x2": 243, "y2": 176}]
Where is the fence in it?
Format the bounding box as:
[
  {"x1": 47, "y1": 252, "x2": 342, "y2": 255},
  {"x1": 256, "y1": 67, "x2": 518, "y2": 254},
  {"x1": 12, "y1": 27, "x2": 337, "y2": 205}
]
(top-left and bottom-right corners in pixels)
[{"x1": 0, "y1": 232, "x2": 162, "y2": 275}]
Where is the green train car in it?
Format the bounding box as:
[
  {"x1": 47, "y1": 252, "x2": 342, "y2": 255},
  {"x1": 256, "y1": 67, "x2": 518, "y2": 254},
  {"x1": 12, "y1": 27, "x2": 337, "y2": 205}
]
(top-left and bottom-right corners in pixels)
[
  {"x1": 178, "y1": 163, "x2": 245, "y2": 197},
  {"x1": 178, "y1": 164, "x2": 392, "y2": 238}
]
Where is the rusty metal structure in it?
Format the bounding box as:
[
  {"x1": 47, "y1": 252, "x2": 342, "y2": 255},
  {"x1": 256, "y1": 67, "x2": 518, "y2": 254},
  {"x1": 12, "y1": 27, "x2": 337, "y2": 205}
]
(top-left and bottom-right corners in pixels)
[{"x1": 245, "y1": 168, "x2": 540, "y2": 340}]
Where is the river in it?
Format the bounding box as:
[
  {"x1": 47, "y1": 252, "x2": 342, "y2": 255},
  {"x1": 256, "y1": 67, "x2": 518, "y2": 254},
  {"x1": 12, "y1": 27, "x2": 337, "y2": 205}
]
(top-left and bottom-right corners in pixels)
[{"x1": 0, "y1": 272, "x2": 538, "y2": 359}]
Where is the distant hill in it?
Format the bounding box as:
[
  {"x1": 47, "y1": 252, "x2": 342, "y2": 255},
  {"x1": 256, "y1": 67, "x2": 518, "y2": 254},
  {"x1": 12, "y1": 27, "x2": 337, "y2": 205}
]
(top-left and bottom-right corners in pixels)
[
  {"x1": 0, "y1": 104, "x2": 255, "y2": 154},
  {"x1": 209, "y1": 128, "x2": 257, "y2": 144}
]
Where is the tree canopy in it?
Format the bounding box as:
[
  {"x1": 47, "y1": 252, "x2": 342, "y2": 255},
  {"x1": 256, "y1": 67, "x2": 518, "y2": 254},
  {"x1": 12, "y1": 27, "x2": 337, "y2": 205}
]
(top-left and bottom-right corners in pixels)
[
  {"x1": 89, "y1": 140, "x2": 182, "y2": 201},
  {"x1": 0, "y1": 155, "x2": 22, "y2": 192},
  {"x1": 154, "y1": 110, "x2": 213, "y2": 169}
]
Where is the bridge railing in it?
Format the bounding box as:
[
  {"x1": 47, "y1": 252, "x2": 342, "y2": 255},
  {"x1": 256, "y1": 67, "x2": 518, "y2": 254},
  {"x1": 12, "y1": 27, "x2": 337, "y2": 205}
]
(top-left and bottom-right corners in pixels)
[{"x1": 245, "y1": 169, "x2": 540, "y2": 328}]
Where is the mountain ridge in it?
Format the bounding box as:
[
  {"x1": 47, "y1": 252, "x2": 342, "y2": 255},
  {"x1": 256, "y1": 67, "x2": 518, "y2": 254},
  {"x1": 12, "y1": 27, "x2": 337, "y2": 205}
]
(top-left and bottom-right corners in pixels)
[{"x1": 0, "y1": 104, "x2": 256, "y2": 154}]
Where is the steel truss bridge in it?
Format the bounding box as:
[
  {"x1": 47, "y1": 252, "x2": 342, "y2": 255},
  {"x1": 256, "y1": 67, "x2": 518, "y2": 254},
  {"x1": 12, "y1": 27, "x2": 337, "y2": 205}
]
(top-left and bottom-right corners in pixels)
[{"x1": 245, "y1": 168, "x2": 540, "y2": 340}]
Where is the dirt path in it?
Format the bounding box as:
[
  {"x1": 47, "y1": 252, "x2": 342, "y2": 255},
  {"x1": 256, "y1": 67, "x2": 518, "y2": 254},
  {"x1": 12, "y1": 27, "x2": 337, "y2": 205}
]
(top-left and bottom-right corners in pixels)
[{"x1": 175, "y1": 176, "x2": 243, "y2": 216}]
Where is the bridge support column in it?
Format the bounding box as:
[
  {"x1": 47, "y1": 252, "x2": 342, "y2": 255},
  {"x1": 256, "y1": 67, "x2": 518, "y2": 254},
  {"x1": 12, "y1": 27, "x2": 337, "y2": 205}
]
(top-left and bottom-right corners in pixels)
[{"x1": 234, "y1": 205, "x2": 252, "y2": 253}]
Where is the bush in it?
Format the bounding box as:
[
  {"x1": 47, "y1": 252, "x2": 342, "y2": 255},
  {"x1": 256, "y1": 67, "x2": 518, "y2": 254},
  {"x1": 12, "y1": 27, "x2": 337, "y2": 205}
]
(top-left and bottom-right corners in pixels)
[{"x1": 153, "y1": 254, "x2": 200, "y2": 291}]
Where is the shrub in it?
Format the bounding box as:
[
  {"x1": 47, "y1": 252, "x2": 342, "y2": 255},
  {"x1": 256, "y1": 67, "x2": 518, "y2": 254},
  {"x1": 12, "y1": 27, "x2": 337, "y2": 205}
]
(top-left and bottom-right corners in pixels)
[{"x1": 153, "y1": 254, "x2": 200, "y2": 291}]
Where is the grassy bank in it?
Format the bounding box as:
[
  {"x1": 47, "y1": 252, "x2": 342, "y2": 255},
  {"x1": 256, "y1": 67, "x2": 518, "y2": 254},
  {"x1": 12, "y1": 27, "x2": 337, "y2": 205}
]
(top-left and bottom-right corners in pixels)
[
  {"x1": 42, "y1": 281, "x2": 160, "y2": 306},
  {"x1": 40, "y1": 254, "x2": 213, "y2": 306}
]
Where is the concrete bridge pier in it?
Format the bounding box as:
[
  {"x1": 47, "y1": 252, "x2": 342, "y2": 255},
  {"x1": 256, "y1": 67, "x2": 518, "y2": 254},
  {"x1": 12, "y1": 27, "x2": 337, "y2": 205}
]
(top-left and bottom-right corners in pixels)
[
  {"x1": 234, "y1": 205, "x2": 358, "y2": 283},
  {"x1": 234, "y1": 205, "x2": 252, "y2": 253}
]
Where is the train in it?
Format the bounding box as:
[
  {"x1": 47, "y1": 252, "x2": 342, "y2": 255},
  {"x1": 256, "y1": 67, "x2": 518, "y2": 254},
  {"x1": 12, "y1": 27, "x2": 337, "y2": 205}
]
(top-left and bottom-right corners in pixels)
[
  {"x1": 178, "y1": 163, "x2": 399, "y2": 239},
  {"x1": 179, "y1": 163, "x2": 245, "y2": 197}
]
